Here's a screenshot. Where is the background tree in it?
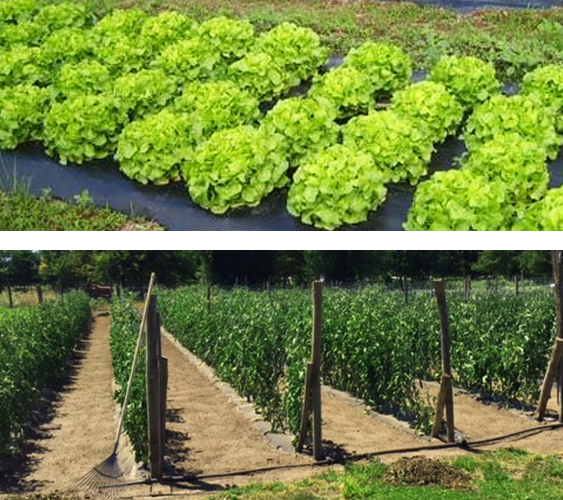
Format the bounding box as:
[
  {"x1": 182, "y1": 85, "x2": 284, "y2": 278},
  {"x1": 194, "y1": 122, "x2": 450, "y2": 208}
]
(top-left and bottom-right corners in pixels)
[{"x1": 0, "y1": 251, "x2": 40, "y2": 286}]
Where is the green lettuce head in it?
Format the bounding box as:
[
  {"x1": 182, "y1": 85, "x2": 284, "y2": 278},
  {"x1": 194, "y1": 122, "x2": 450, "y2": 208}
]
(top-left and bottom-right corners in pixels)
[{"x1": 287, "y1": 144, "x2": 387, "y2": 230}]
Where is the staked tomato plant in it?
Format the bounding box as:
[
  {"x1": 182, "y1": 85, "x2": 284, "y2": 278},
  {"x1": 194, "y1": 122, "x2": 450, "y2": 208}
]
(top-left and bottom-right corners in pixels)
[{"x1": 0, "y1": 291, "x2": 91, "y2": 458}]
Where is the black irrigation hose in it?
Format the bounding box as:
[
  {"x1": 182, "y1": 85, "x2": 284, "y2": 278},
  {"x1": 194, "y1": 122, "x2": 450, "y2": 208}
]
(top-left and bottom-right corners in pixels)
[{"x1": 101, "y1": 422, "x2": 563, "y2": 490}]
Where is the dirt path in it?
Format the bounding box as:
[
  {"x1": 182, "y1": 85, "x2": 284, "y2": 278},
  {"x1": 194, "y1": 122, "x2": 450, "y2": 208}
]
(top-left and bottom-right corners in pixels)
[{"x1": 0, "y1": 313, "x2": 117, "y2": 497}]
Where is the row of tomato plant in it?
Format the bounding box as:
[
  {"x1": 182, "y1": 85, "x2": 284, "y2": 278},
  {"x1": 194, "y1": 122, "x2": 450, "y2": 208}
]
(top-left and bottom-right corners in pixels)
[
  {"x1": 159, "y1": 285, "x2": 556, "y2": 439},
  {"x1": 0, "y1": 291, "x2": 91, "y2": 458},
  {"x1": 109, "y1": 295, "x2": 148, "y2": 463}
]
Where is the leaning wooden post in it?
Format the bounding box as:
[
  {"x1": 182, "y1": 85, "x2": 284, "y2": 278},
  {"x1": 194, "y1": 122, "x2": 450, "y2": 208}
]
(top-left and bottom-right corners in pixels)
[
  {"x1": 431, "y1": 280, "x2": 455, "y2": 443},
  {"x1": 514, "y1": 275, "x2": 520, "y2": 296},
  {"x1": 536, "y1": 251, "x2": 563, "y2": 422},
  {"x1": 311, "y1": 281, "x2": 324, "y2": 460},
  {"x1": 7, "y1": 284, "x2": 13, "y2": 308},
  {"x1": 36, "y1": 284, "x2": 43, "y2": 304},
  {"x1": 146, "y1": 294, "x2": 163, "y2": 480}
]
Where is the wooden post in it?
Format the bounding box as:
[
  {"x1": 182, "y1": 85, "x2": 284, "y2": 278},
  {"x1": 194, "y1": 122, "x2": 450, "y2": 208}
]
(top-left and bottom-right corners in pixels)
[
  {"x1": 36, "y1": 284, "x2": 43, "y2": 304},
  {"x1": 207, "y1": 286, "x2": 211, "y2": 313},
  {"x1": 402, "y1": 276, "x2": 408, "y2": 305},
  {"x1": 296, "y1": 362, "x2": 314, "y2": 452},
  {"x1": 146, "y1": 294, "x2": 163, "y2": 480},
  {"x1": 311, "y1": 281, "x2": 324, "y2": 461},
  {"x1": 160, "y1": 356, "x2": 168, "y2": 459},
  {"x1": 431, "y1": 280, "x2": 455, "y2": 442},
  {"x1": 514, "y1": 275, "x2": 519, "y2": 296},
  {"x1": 536, "y1": 251, "x2": 563, "y2": 421},
  {"x1": 7, "y1": 284, "x2": 13, "y2": 308}
]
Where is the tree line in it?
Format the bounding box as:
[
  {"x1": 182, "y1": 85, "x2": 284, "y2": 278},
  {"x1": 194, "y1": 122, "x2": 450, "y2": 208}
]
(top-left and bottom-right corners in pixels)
[{"x1": 0, "y1": 251, "x2": 553, "y2": 289}]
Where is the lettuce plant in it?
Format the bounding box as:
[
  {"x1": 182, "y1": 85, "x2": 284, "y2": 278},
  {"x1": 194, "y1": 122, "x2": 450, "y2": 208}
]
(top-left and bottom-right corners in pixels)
[
  {"x1": 254, "y1": 22, "x2": 328, "y2": 81},
  {"x1": 113, "y1": 69, "x2": 179, "y2": 119},
  {"x1": 261, "y1": 97, "x2": 339, "y2": 166},
  {"x1": 40, "y1": 27, "x2": 94, "y2": 69},
  {"x1": 138, "y1": 10, "x2": 197, "y2": 56},
  {"x1": 287, "y1": 144, "x2": 387, "y2": 230},
  {"x1": 92, "y1": 34, "x2": 147, "y2": 75},
  {"x1": 32, "y1": 2, "x2": 93, "y2": 35},
  {"x1": 116, "y1": 110, "x2": 195, "y2": 185},
  {"x1": 228, "y1": 52, "x2": 297, "y2": 100},
  {"x1": 175, "y1": 81, "x2": 260, "y2": 136},
  {"x1": 186, "y1": 126, "x2": 289, "y2": 214},
  {"x1": 513, "y1": 186, "x2": 563, "y2": 230},
  {"x1": 0, "y1": 20, "x2": 42, "y2": 47},
  {"x1": 0, "y1": 0, "x2": 38, "y2": 23},
  {"x1": 0, "y1": 84, "x2": 50, "y2": 149},
  {"x1": 53, "y1": 59, "x2": 112, "y2": 99},
  {"x1": 462, "y1": 134, "x2": 548, "y2": 216},
  {"x1": 521, "y1": 64, "x2": 563, "y2": 132},
  {"x1": 155, "y1": 36, "x2": 226, "y2": 83},
  {"x1": 91, "y1": 9, "x2": 149, "y2": 74},
  {"x1": 391, "y1": 81, "x2": 463, "y2": 144},
  {"x1": 404, "y1": 168, "x2": 513, "y2": 231},
  {"x1": 342, "y1": 110, "x2": 434, "y2": 185},
  {"x1": 0, "y1": 46, "x2": 50, "y2": 86},
  {"x1": 197, "y1": 16, "x2": 255, "y2": 60},
  {"x1": 343, "y1": 41, "x2": 412, "y2": 97},
  {"x1": 91, "y1": 8, "x2": 148, "y2": 38},
  {"x1": 464, "y1": 94, "x2": 561, "y2": 159},
  {"x1": 308, "y1": 66, "x2": 375, "y2": 118},
  {"x1": 429, "y1": 55, "x2": 501, "y2": 111},
  {"x1": 44, "y1": 93, "x2": 126, "y2": 165}
]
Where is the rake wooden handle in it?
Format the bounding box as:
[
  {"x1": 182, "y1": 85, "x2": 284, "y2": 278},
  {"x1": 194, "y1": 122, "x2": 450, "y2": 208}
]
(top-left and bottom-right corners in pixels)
[{"x1": 112, "y1": 272, "x2": 156, "y2": 454}]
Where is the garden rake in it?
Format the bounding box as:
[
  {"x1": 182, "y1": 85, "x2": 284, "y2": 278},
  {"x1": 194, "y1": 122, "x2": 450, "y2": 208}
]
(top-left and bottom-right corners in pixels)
[{"x1": 78, "y1": 273, "x2": 156, "y2": 499}]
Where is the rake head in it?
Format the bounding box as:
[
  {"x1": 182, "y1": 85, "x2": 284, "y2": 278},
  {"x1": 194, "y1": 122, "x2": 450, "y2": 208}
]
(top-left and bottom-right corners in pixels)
[{"x1": 77, "y1": 452, "x2": 133, "y2": 499}]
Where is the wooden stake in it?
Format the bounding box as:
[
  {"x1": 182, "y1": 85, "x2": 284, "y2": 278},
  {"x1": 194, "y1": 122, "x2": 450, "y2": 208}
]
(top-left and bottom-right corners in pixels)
[
  {"x1": 7, "y1": 284, "x2": 13, "y2": 308},
  {"x1": 402, "y1": 276, "x2": 408, "y2": 305},
  {"x1": 432, "y1": 280, "x2": 455, "y2": 442},
  {"x1": 514, "y1": 275, "x2": 519, "y2": 296},
  {"x1": 160, "y1": 356, "x2": 168, "y2": 459},
  {"x1": 536, "y1": 251, "x2": 563, "y2": 421},
  {"x1": 36, "y1": 284, "x2": 43, "y2": 304},
  {"x1": 311, "y1": 281, "x2": 324, "y2": 461},
  {"x1": 432, "y1": 373, "x2": 451, "y2": 438},
  {"x1": 296, "y1": 361, "x2": 314, "y2": 453},
  {"x1": 146, "y1": 294, "x2": 163, "y2": 480}
]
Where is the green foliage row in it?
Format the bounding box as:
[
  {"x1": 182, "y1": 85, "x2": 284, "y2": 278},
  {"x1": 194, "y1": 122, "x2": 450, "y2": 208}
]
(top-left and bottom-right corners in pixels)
[
  {"x1": 0, "y1": 290, "x2": 91, "y2": 458},
  {"x1": 109, "y1": 296, "x2": 148, "y2": 463},
  {"x1": 159, "y1": 285, "x2": 556, "y2": 442}
]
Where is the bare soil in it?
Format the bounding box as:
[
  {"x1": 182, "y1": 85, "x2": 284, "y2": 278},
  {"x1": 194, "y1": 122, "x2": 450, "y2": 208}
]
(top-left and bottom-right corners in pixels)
[{"x1": 1, "y1": 314, "x2": 562, "y2": 499}]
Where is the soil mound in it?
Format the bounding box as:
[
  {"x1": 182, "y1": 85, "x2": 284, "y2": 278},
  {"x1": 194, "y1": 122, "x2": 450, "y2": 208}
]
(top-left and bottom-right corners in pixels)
[{"x1": 384, "y1": 456, "x2": 472, "y2": 489}]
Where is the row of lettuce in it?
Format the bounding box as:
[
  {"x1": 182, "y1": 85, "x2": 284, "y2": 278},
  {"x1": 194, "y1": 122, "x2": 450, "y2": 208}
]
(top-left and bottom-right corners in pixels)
[
  {"x1": 0, "y1": 291, "x2": 91, "y2": 458},
  {"x1": 158, "y1": 285, "x2": 556, "y2": 440},
  {"x1": 2, "y1": 1, "x2": 563, "y2": 229}
]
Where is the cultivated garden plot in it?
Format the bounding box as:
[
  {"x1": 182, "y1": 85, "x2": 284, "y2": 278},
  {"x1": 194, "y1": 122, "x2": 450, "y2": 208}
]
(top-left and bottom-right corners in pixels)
[
  {"x1": 2, "y1": 291, "x2": 562, "y2": 499},
  {"x1": 4, "y1": 0, "x2": 563, "y2": 229}
]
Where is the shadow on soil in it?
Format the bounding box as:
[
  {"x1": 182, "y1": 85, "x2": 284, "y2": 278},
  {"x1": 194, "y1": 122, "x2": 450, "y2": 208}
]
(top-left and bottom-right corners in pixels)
[{"x1": 0, "y1": 324, "x2": 94, "y2": 494}]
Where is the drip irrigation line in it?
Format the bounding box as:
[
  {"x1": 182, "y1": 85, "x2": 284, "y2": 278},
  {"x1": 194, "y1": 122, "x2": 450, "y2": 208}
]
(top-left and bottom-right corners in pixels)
[{"x1": 100, "y1": 422, "x2": 563, "y2": 490}]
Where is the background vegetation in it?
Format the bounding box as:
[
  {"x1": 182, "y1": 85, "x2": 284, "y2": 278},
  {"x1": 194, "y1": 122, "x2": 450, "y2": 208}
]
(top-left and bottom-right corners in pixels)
[{"x1": 0, "y1": 251, "x2": 555, "y2": 290}]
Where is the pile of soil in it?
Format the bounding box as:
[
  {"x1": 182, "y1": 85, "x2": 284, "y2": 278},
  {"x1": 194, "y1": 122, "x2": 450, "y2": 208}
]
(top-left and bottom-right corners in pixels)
[{"x1": 383, "y1": 456, "x2": 472, "y2": 490}]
